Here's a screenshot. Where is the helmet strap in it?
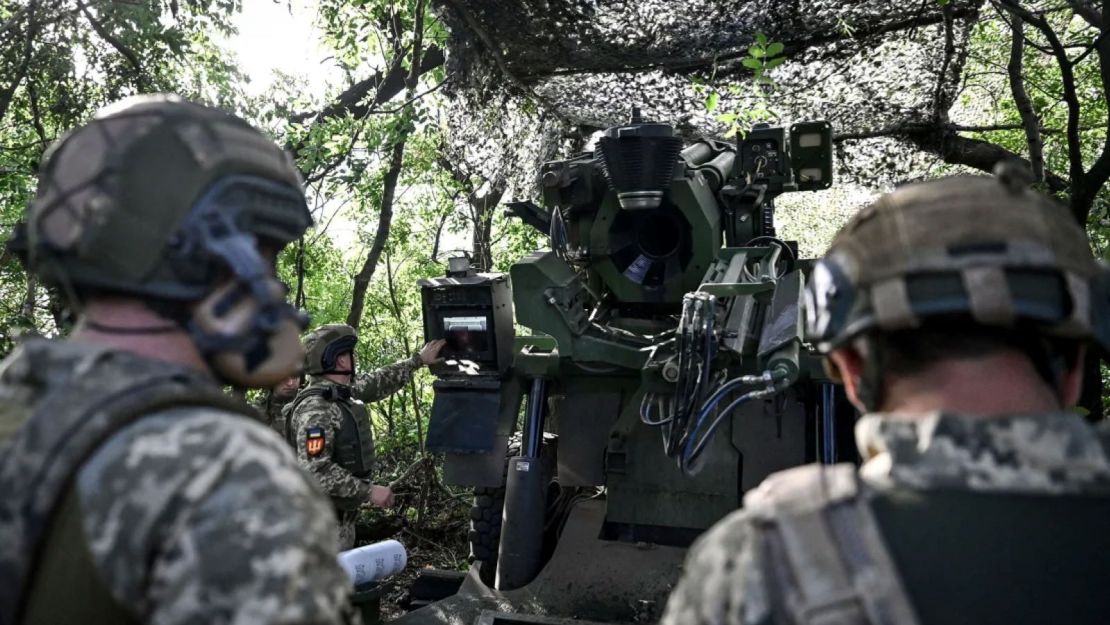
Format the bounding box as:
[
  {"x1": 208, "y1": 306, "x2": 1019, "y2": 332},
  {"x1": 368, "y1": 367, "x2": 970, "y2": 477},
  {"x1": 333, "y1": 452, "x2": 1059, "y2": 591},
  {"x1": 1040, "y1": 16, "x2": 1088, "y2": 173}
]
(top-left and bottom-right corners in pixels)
[
  {"x1": 175, "y1": 178, "x2": 309, "y2": 384},
  {"x1": 84, "y1": 320, "x2": 180, "y2": 335},
  {"x1": 856, "y1": 336, "x2": 886, "y2": 413}
]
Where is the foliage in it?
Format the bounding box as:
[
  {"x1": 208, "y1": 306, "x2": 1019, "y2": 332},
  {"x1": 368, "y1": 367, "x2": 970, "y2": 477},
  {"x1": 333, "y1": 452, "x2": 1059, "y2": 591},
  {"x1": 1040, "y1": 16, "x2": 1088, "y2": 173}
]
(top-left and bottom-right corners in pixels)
[
  {"x1": 693, "y1": 33, "x2": 785, "y2": 138},
  {"x1": 4, "y1": 0, "x2": 1110, "y2": 550}
]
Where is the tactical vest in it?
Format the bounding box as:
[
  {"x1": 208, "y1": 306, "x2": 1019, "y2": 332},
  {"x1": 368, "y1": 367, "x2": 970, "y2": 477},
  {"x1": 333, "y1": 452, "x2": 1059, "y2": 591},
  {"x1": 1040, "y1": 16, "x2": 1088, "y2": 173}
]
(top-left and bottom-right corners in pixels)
[
  {"x1": 745, "y1": 464, "x2": 1110, "y2": 625},
  {"x1": 291, "y1": 384, "x2": 375, "y2": 478},
  {"x1": 0, "y1": 340, "x2": 257, "y2": 625}
]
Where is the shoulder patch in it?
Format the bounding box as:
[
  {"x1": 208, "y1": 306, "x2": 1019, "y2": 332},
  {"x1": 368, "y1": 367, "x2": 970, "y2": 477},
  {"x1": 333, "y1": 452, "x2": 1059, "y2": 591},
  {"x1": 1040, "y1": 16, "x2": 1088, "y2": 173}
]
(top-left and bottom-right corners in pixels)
[{"x1": 305, "y1": 426, "x2": 325, "y2": 457}]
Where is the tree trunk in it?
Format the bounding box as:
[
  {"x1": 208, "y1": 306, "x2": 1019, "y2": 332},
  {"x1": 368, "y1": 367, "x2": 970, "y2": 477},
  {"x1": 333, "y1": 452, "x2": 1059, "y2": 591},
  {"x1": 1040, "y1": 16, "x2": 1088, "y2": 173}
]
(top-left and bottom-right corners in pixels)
[{"x1": 346, "y1": 137, "x2": 406, "y2": 330}]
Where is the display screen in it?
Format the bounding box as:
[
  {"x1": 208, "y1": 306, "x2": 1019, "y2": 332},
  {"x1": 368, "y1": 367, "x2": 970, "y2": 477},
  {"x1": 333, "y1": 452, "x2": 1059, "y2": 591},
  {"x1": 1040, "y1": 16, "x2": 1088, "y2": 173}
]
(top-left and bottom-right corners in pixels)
[{"x1": 442, "y1": 315, "x2": 491, "y2": 356}]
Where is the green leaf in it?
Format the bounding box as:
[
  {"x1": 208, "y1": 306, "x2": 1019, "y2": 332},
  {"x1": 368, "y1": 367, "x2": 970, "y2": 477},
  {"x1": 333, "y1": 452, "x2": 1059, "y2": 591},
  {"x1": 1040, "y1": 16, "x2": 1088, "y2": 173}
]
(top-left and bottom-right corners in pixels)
[
  {"x1": 742, "y1": 58, "x2": 762, "y2": 70},
  {"x1": 748, "y1": 45, "x2": 765, "y2": 58},
  {"x1": 715, "y1": 112, "x2": 737, "y2": 124},
  {"x1": 705, "y1": 91, "x2": 719, "y2": 111},
  {"x1": 766, "y1": 42, "x2": 784, "y2": 57},
  {"x1": 765, "y1": 57, "x2": 785, "y2": 70},
  {"x1": 756, "y1": 32, "x2": 768, "y2": 46}
]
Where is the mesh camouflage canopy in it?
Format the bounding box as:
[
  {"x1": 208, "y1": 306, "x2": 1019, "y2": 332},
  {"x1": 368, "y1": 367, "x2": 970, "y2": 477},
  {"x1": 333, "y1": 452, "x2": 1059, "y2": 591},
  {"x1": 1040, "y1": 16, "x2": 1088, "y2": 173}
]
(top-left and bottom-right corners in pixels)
[{"x1": 804, "y1": 166, "x2": 1110, "y2": 354}]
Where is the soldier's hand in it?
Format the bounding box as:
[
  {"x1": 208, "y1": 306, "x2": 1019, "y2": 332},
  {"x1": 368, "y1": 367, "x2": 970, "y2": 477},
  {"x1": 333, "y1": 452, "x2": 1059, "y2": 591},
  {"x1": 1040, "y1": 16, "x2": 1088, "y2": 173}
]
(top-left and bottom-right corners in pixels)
[
  {"x1": 418, "y1": 339, "x2": 447, "y2": 366},
  {"x1": 369, "y1": 484, "x2": 394, "y2": 508}
]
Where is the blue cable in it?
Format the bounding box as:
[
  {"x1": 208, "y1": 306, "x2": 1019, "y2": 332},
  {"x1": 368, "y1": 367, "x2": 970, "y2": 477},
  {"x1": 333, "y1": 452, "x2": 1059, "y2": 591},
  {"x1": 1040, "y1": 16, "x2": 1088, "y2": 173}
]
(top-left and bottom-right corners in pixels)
[{"x1": 681, "y1": 390, "x2": 760, "y2": 471}]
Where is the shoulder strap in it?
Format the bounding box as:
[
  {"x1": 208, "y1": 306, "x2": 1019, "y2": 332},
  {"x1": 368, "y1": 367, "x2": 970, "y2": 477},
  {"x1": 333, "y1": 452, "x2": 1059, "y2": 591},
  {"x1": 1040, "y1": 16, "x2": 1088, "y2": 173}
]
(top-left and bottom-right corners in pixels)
[
  {"x1": 0, "y1": 345, "x2": 254, "y2": 625},
  {"x1": 285, "y1": 385, "x2": 354, "y2": 436},
  {"x1": 743, "y1": 464, "x2": 920, "y2": 625}
]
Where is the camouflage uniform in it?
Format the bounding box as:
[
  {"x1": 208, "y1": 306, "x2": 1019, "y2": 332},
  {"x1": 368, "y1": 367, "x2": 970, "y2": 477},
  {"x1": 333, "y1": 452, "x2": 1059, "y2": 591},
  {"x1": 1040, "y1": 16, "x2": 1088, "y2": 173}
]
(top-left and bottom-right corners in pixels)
[
  {"x1": 291, "y1": 353, "x2": 422, "y2": 549},
  {"x1": 257, "y1": 391, "x2": 296, "y2": 439},
  {"x1": 662, "y1": 411, "x2": 1110, "y2": 625},
  {"x1": 665, "y1": 169, "x2": 1110, "y2": 625},
  {"x1": 1, "y1": 340, "x2": 353, "y2": 625},
  {"x1": 0, "y1": 96, "x2": 355, "y2": 623}
]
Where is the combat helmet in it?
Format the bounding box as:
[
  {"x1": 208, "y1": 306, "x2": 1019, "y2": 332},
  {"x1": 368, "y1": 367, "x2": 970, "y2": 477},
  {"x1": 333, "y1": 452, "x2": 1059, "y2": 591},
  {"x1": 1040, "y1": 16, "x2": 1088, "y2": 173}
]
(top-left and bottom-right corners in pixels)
[
  {"x1": 805, "y1": 163, "x2": 1110, "y2": 356},
  {"x1": 19, "y1": 94, "x2": 312, "y2": 386},
  {"x1": 304, "y1": 324, "x2": 358, "y2": 376}
]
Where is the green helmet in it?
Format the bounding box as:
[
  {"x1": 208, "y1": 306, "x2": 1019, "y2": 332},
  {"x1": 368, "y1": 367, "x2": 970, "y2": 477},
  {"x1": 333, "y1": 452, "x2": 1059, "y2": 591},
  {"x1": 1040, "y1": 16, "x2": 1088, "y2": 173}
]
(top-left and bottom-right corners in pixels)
[
  {"x1": 805, "y1": 164, "x2": 1110, "y2": 354},
  {"x1": 21, "y1": 94, "x2": 314, "y2": 387},
  {"x1": 24, "y1": 94, "x2": 310, "y2": 299},
  {"x1": 303, "y1": 324, "x2": 358, "y2": 376}
]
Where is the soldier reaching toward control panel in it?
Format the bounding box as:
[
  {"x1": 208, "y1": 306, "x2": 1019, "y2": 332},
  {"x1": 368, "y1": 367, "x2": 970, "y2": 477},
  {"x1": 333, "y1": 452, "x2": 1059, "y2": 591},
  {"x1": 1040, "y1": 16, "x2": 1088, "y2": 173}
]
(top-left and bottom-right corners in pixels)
[{"x1": 289, "y1": 323, "x2": 444, "y2": 550}]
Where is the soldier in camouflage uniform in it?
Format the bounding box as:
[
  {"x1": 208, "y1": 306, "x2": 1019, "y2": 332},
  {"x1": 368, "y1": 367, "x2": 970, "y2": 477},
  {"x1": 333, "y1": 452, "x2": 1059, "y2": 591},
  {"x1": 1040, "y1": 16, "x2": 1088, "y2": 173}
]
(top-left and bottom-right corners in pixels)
[
  {"x1": 257, "y1": 373, "x2": 302, "y2": 438},
  {"x1": 289, "y1": 323, "x2": 444, "y2": 549},
  {"x1": 0, "y1": 95, "x2": 355, "y2": 624},
  {"x1": 662, "y1": 166, "x2": 1110, "y2": 625}
]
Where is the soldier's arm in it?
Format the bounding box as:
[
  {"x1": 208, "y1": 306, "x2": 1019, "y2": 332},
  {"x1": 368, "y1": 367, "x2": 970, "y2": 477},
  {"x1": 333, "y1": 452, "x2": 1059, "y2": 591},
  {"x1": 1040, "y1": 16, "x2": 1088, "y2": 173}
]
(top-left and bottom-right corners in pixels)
[
  {"x1": 350, "y1": 354, "x2": 422, "y2": 403},
  {"x1": 660, "y1": 510, "x2": 775, "y2": 625},
  {"x1": 76, "y1": 409, "x2": 355, "y2": 625},
  {"x1": 294, "y1": 396, "x2": 374, "y2": 501}
]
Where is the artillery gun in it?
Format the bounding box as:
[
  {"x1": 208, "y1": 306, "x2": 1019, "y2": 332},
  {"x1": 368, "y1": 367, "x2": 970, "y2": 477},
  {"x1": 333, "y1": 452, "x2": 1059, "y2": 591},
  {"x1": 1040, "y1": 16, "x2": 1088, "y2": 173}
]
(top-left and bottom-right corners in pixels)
[{"x1": 402, "y1": 110, "x2": 852, "y2": 625}]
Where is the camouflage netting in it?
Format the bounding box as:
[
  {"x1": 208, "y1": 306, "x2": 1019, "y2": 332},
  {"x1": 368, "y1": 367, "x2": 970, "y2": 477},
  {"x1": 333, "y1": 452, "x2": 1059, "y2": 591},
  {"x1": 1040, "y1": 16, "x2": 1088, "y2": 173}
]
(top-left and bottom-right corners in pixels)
[{"x1": 433, "y1": 0, "x2": 983, "y2": 256}]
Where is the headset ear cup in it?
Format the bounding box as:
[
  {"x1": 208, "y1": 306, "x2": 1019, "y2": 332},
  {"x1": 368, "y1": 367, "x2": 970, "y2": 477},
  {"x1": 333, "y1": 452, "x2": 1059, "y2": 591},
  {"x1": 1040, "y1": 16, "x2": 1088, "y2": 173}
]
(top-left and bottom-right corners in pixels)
[
  {"x1": 191, "y1": 277, "x2": 306, "y2": 387},
  {"x1": 212, "y1": 317, "x2": 305, "y2": 387}
]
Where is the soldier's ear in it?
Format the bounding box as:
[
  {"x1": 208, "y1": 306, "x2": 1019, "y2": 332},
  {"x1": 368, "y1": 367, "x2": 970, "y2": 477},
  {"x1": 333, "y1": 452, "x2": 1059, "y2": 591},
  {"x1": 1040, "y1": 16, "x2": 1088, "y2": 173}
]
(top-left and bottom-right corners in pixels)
[{"x1": 827, "y1": 347, "x2": 867, "y2": 412}]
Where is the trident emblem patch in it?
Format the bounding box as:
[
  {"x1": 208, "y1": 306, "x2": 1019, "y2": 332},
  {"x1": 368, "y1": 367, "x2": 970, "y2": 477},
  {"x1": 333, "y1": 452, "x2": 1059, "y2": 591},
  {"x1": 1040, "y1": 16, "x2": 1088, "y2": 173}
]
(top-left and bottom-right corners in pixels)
[{"x1": 305, "y1": 426, "x2": 325, "y2": 457}]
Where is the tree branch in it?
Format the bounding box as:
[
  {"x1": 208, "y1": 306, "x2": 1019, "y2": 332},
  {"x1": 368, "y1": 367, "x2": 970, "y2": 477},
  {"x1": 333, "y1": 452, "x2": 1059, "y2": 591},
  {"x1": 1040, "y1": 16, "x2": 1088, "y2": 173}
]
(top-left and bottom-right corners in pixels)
[
  {"x1": 346, "y1": 0, "x2": 427, "y2": 330},
  {"x1": 998, "y1": 0, "x2": 1084, "y2": 192},
  {"x1": 837, "y1": 122, "x2": 1071, "y2": 193},
  {"x1": 1005, "y1": 11, "x2": 1045, "y2": 181},
  {"x1": 1079, "y1": 4, "x2": 1110, "y2": 215},
  {"x1": 346, "y1": 138, "x2": 405, "y2": 330},
  {"x1": 1067, "y1": 1, "x2": 1101, "y2": 28},
  {"x1": 0, "y1": 0, "x2": 38, "y2": 126},
  {"x1": 79, "y1": 2, "x2": 148, "y2": 89},
  {"x1": 289, "y1": 45, "x2": 444, "y2": 126}
]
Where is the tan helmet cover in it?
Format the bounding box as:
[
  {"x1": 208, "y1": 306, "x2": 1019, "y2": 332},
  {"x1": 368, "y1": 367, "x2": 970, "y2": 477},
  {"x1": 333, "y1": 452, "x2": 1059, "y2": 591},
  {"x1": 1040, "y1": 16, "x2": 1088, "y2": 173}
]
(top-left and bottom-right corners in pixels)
[
  {"x1": 191, "y1": 279, "x2": 306, "y2": 387},
  {"x1": 303, "y1": 324, "x2": 358, "y2": 376},
  {"x1": 805, "y1": 168, "x2": 1110, "y2": 353}
]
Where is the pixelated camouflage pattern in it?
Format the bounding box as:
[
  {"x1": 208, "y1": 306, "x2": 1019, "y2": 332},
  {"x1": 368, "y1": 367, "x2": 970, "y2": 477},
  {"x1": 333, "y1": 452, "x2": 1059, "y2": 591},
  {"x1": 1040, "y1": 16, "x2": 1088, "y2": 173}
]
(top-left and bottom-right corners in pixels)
[
  {"x1": 661, "y1": 412, "x2": 1110, "y2": 625},
  {"x1": 337, "y1": 517, "x2": 359, "y2": 552},
  {"x1": 290, "y1": 378, "x2": 376, "y2": 506},
  {"x1": 257, "y1": 391, "x2": 296, "y2": 439},
  {"x1": 290, "y1": 358, "x2": 420, "y2": 550},
  {"x1": 0, "y1": 339, "x2": 354, "y2": 625},
  {"x1": 79, "y1": 409, "x2": 354, "y2": 624},
  {"x1": 289, "y1": 355, "x2": 421, "y2": 500},
  {"x1": 855, "y1": 411, "x2": 1110, "y2": 493},
  {"x1": 350, "y1": 353, "x2": 422, "y2": 402}
]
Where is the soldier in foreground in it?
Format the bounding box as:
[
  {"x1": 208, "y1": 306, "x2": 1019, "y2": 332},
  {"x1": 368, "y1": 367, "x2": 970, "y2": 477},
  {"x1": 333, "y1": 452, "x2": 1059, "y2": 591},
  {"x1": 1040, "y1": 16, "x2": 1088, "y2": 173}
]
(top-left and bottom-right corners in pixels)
[
  {"x1": 0, "y1": 95, "x2": 353, "y2": 624},
  {"x1": 258, "y1": 372, "x2": 302, "y2": 438},
  {"x1": 663, "y1": 169, "x2": 1110, "y2": 625},
  {"x1": 289, "y1": 324, "x2": 444, "y2": 549}
]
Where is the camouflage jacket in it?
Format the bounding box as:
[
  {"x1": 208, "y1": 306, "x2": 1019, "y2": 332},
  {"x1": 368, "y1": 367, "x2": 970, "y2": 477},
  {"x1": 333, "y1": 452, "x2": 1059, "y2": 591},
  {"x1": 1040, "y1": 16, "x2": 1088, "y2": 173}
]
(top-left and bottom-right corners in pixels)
[
  {"x1": 256, "y1": 391, "x2": 295, "y2": 439},
  {"x1": 661, "y1": 411, "x2": 1110, "y2": 625},
  {"x1": 351, "y1": 353, "x2": 422, "y2": 402},
  {"x1": 0, "y1": 339, "x2": 354, "y2": 625},
  {"x1": 290, "y1": 356, "x2": 421, "y2": 502}
]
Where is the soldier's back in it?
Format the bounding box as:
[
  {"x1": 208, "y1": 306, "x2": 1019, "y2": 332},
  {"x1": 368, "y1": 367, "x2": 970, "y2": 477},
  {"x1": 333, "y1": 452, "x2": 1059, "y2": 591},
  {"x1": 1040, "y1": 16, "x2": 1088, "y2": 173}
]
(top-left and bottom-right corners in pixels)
[
  {"x1": 662, "y1": 412, "x2": 1110, "y2": 625},
  {"x1": 0, "y1": 339, "x2": 352, "y2": 624}
]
